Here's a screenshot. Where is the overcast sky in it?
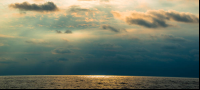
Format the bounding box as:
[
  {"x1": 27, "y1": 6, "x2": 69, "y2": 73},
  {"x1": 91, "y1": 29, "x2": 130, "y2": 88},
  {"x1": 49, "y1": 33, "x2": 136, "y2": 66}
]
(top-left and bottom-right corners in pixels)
[{"x1": 0, "y1": 0, "x2": 199, "y2": 77}]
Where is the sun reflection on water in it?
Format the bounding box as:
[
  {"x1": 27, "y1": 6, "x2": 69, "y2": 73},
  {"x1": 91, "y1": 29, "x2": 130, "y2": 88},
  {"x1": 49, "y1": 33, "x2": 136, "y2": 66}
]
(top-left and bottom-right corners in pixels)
[{"x1": 81, "y1": 75, "x2": 115, "y2": 78}]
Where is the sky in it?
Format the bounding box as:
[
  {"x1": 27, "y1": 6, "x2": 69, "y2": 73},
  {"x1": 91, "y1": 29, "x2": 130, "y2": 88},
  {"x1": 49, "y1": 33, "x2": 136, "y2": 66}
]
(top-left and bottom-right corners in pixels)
[{"x1": 0, "y1": 0, "x2": 199, "y2": 78}]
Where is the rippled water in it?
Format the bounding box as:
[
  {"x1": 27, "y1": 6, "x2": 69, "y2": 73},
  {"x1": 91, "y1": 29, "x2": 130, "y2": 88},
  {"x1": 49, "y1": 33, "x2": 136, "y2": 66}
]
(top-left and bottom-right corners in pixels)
[{"x1": 0, "y1": 75, "x2": 199, "y2": 89}]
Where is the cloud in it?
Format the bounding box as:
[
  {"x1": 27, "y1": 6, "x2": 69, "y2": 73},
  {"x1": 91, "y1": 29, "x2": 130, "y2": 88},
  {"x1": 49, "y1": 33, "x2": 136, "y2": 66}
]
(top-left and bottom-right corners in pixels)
[
  {"x1": 100, "y1": 0, "x2": 110, "y2": 2},
  {"x1": 58, "y1": 58, "x2": 68, "y2": 62},
  {"x1": 96, "y1": 43, "x2": 121, "y2": 49},
  {"x1": 190, "y1": 49, "x2": 199, "y2": 55},
  {"x1": 129, "y1": 36, "x2": 140, "y2": 41},
  {"x1": 135, "y1": 48, "x2": 149, "y2": 53},
  {"x1": 161, "y1": 44, "x2": 183, "y2": 50},
  {"x1": 24, "y1": 58, "x2": 28, "y2": 61},
  {"x1": 160, "y1": 34, "x2": 187, "y2": 42},
  {"x1": 56, "y1": 30, "x2": 62, "y2": 33},
  {"x1": 0, "y1": 61, "x2": 15, "y2": 64},
  {"x1": 156, "y1": 52, "x2": 191, "y2": 60},
  {"x1": 112, "y1": 10, "x2": 171, "y2": 28},
  {"x1": 62, "y1": 38, "x2": 70, "y2": 42},
  {"x1": 78, "y1": 0, "x2": 96, "y2": 1},
  {"x1": 101, "y1": 25, "x2": 126, "y2": 33},
  {"x1": 65, "y1": 30, "x2": 72, "y2": 34},
  {"x1": 0, "y1": 43, "x2": 4, "y2": 46},
  {"x1": 0, "y1": 58, "x2": 16, "y2": 64},
  {"x1": 164, "y1": 11, "x2": 199, "y2": 23},
  {"x1": 101, "y1": 25, "x2": 120, "y2": 32},
  {"x1": 114, "y1": 54, "x2": 132, "y2": 61},
  {"x1": 189, "y1": 49, "x2": 199, "y2": 61},
  {"x1": 68, "y1": 5, "x2": 96, "y2": 12},
  {"x1": 25, "y1": 39, "x2": 49, "y2": 44},
  {"x1": 9, "y1": 2, "x2": 59, "y2": 12},
  {"x1": 150, "y1": 34, "x2": 187, "y2": 42},
  {"x1": 33, "y1": 0, "x2": 45, "y2": 2},
  {"x1": 148, "y1": 10, "x2": 199, "y2": 23},
  {"x1": 194, "y1": 54, "x2": 199, "y2": 61},
  {"x1": 112, "y1": 10, "x2": 199, "y2": 28},
  {"x1": 147, "y1": 56, "x2": 173, "y2": 62},
  {"x1": 52, "y1": 48, "x2": 72, "y2": 54},
  {"x1": 102, "y1": 54, "x2": 133, "y2": 61},
  {"x1": 55, "y1": 30, "x2": 72, "y2": 34},
  {"x1": 0, "y1": 34, "x2": 15, "y2": 38},
  {"x1": 77, "y1": 0, "x2": 110, "y2": 2},
  {"x1": 126, "y1": 17, "x2": 170, "y2": 28}
]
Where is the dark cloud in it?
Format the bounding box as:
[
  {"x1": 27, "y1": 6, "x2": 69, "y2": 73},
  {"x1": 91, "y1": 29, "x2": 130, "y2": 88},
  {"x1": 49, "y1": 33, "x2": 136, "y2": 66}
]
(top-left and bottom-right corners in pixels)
[
  {"x1": 55, "y1": 30, "x2": 72, "y2": 34},
  {"x1": 68, "y1": 5, "x2": 95, "y2": 12},
  {"x1": 56, "y1": 30, "x2": 62, "y2": 33},
  {"x1": 24, "y1": 58, "x2": 28, "y2": 61},
  {"x1": 101, "y1": 54, "x2": 133, "y2": 61},
  {"x1": 114, "y1": 54, "x2": 132, "y2": 61},
  {"x1": 161, "y1": 46, "x2": 177, "y2": 50},
  {"x1": 135, "y1": 48, "x2": 149, "y2": 53},
  {"x1": 147, "y1": 56, "x2": 173, "y2": 62},
  {"x1": 65, "y1": 30, "x2": 72, "y2": 34},
  {"x1": 165, "y1": 11, "x2": 199, "y2": 23},
  {"x1": 112, "y1": 10, "x2": 199, "y2": 28},
  {"x1": 52, "y1": 48, "x2": 72, "y2": 54},
  {"x1": 156, "y1": 52, "x2": 191, "y2": 60},
  {"x1": 101, "y1": 25, "x2": 121, "y2": 32},
  {"x1": 161, "y1": 44, "x2": 182, "y2": 50},
  {"x1": 9, "y1": 2, "x2": 59, "y2": 12},
  {"x1": 126, "y1": 18, "x2": 170, "y2": 28},
  {"x1": 148, "y1": 10, "x2": 199, "y2": 23},
  {"x1": 190, "y1": 49, "x2": 199, "y2": 55},
  {"x1": 58, "y1": 58, "x2": 68, "y2": 62}
]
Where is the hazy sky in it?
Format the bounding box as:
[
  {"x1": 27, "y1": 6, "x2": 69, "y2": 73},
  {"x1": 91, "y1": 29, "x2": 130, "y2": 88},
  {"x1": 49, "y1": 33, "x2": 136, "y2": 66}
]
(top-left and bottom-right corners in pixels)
[{"x1": 0, "y1": 0, "x2": 199, "y2": 77}]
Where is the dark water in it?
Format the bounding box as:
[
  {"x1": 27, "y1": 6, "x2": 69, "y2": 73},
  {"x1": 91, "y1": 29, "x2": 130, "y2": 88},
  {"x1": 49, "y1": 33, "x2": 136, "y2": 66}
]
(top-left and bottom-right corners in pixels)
[{"x1": 0, "y1": 75, "x2": 199, "y2": 89}]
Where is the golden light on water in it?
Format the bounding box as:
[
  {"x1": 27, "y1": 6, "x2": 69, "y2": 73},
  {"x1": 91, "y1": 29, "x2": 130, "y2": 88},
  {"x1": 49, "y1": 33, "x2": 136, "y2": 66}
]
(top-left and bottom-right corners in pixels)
[{"x1": 81, "y1": 75, "x2": 115, "y2": 78}]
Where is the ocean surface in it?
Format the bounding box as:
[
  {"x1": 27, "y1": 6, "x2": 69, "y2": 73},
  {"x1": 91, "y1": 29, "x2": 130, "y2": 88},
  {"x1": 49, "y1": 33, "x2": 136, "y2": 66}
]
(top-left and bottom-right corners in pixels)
[{"x1": 0, "y1": 75, "x2": 199, "y2": 89}]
